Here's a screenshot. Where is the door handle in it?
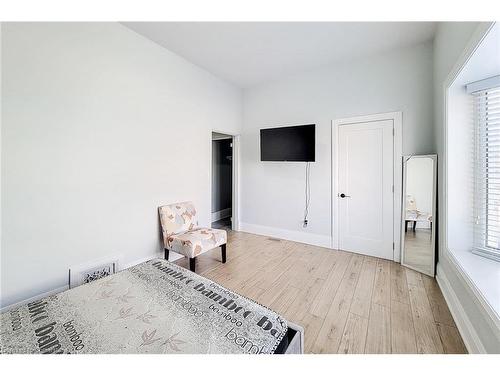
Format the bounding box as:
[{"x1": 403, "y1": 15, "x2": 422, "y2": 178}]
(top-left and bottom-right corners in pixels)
[{"x1": 339, "y1": 193, "x2": 351, "y2": 198}]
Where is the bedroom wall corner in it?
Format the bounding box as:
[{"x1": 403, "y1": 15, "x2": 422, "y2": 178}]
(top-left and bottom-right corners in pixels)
[{"x1": 240, "y1": 41, "x2": 434, "y2": 247}]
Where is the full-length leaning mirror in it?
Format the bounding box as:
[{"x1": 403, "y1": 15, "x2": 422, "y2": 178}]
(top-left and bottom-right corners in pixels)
[{"x1": 401, "y1": 155, "x2": 437, "y2": 277}]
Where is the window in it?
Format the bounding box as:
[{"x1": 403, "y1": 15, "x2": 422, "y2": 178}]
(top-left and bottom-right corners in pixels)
[
  {"x1": 446, "y1": 23, "x2": 500, "y2": 319},
  {"x1": 472, "y1": 84, "x2": 500, "y2": 261}
]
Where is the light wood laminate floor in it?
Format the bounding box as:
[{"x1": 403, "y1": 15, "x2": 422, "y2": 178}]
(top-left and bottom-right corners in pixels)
[
  {"x1": 173, "y1": 230, "x2": 467, "y2": 354},
  {"x1": 403, "y1": 229, "x2": 434, "y2": 276}
]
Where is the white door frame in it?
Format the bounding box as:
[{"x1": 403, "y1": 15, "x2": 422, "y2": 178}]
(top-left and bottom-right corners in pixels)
[
  {"x1": 332, "y1": 112, "x2": 403, "y2": 262},
  {"x1": 210, "y1": 129, "x2": 240, "y2": 231}
]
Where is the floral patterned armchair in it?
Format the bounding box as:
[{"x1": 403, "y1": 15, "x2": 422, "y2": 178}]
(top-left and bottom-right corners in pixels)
[{"x1": 158, "y1": 201, "x2": 227, "y2": 272}]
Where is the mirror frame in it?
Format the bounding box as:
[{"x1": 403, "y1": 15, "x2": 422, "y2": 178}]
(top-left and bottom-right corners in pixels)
[{"x1": 401, "y1": 154, "x2": 438, "y2": 277}]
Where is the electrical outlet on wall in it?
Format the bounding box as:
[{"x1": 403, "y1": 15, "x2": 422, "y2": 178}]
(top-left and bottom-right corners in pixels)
[{"x1": 303, "y1": 219, "x2": 308, "y2": 228}]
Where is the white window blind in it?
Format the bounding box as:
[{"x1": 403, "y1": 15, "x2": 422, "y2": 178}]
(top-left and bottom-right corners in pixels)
[{"x1": 473, "y1": 85, "x2": 500, "y2": 262}]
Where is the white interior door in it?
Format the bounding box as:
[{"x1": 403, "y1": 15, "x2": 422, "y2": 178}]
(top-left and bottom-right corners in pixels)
[{"x1": 337, "y1": 120, "x2": 394, "y2": 260}]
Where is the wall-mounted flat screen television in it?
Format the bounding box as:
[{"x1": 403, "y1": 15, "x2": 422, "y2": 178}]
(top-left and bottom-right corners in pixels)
[{"x1": 260, "y1": 124, "x2": 315, "y2": 162}]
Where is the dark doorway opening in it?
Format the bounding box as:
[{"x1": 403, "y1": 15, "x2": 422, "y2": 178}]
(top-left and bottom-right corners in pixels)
[{"x1": 212, "y1": 132, "x2": 233, "y2": 230}]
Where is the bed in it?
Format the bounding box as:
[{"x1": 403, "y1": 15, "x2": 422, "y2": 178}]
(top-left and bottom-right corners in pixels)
[{"x1": 0, "y1": 259, "x2": 303, "y2": 354}]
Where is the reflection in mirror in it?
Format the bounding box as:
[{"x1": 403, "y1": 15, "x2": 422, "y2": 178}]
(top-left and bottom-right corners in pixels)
[{"x1": 402, "y1": 155, "x2": 437, "y2": 277}]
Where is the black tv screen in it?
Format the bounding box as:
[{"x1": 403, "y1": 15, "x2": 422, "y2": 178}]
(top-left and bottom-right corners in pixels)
[{"x1": 260, "y1": 124, "x2": 315, "y2": 162}]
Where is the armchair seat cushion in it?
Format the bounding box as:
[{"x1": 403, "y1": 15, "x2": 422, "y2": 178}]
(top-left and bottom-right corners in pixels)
[{"x1": 166, "y1": 228, "x2": 227, "y2": 258}]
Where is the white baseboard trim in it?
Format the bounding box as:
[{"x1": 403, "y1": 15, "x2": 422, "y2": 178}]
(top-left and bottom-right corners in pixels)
[
  {"x1": 118, "y1": 251, "x2": 183, "y2": 270},
  {"x1": 211, "y1": 208, "x2": 231, "y2": 222},
  {"x1": 436, "y1": 262, "x2": 487, "y2": 353},
  {"x1": 240, "y1": 222, "x2": 332, "y2": 249},
  {"x1": 0, "y1": 285, "x2": 69, "y2": 313},
  {"x1": 0, "y1": 251, "x2": 184, "y2": 313},
  {"x1": 121, "y1": 251, "x2": 162, "y2": 270}
]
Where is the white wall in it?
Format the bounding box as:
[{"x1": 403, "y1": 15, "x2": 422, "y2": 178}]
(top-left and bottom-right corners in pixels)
[
  {"x1": 241, "y1": 42, "x2": 434, "y2": 246},
  {"x1": 0, "y1": 23, "x2": 242, "y2": 307},
  {"x1": 434, "y1": 22, "x2": 500, "y2": 353}
]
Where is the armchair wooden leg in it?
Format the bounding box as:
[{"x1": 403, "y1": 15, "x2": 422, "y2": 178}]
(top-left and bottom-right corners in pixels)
[
  {"x1": 221, "y1": 244, "x2": 227, "y2": 264},
  {"x1": 189, "y1": 257, "x2": 196, "y2": 272},
  {"x1": 164, "y1": 249, "x2": 169, "y2": 260}
]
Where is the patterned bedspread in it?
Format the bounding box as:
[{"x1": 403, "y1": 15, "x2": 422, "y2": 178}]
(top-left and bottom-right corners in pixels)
[{"x1": 0, "y1": 259, "x2": 288, "y2": 354}]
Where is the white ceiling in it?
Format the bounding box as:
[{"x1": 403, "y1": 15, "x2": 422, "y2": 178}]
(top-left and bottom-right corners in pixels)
[{"x1": 123, "y1": 22, "x2": 437, "y2": 88}]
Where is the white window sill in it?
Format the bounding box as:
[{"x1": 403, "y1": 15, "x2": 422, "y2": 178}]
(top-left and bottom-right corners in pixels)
[{"x1": 448, "y1": 247, "x2": 500, "y2": 318}]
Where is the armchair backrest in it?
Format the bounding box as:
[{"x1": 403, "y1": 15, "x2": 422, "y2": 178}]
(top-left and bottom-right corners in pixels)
[{"x1": 158, "y1": 201, "x2": 198, "y2": 239}]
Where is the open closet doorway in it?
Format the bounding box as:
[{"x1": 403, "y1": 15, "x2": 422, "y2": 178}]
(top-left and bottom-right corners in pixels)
[{"x1": 211, "y1": 132, "x2": 235, "y2": 231}]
